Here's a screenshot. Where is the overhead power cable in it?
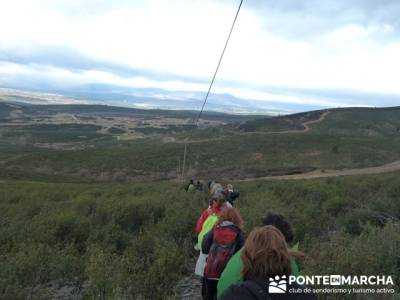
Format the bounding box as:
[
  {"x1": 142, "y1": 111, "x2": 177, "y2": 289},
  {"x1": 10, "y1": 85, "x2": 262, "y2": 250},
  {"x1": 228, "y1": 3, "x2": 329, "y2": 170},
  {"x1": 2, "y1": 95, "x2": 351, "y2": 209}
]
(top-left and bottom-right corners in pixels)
[
  {"x1": 181, "y1": 0, "x2": 243, "y2": 182},
  {"x1": 195, "y1": 0, "x2": 244, "y2": 125}
]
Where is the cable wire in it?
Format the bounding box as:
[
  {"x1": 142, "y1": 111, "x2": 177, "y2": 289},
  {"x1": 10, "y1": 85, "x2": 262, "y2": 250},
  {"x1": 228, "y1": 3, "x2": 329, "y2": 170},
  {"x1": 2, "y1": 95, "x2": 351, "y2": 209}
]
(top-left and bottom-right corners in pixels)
[{"x1": 195, "y1": 0, "x2": 244, "y2": 125}]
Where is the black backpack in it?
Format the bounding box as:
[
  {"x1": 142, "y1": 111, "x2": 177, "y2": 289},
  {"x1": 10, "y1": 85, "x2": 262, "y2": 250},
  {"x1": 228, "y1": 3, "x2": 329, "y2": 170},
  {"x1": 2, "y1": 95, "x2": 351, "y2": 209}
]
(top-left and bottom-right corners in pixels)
[{"x1": 242, "y1": 280, "x2": 272, "y2": 300}]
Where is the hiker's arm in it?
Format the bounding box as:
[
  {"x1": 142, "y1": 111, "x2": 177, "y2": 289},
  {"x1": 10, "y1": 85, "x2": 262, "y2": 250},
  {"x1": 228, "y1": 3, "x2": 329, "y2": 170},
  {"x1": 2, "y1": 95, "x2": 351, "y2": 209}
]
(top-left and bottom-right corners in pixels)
[
  {"x1": 201, "y1": 231, "x2": 214, "y2": 254},
  {"x1": 232, "y1": 191, "x2": 240, "y2": 200},
  {"x1": 195, "y1": 210, "x2": 208, "y2": 234}
]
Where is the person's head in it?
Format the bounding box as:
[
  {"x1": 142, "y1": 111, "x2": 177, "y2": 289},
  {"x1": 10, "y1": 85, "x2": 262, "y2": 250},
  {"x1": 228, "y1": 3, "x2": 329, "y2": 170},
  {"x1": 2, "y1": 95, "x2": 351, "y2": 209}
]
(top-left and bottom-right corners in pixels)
[
  {"x1": 262, "y1": 213, "x2": 294, "y2": 243},
  {"x1": 213, "y1": 193, "x2": 226, "y2": 208},
  {"x1": 217, "y1": 207, "x2": 244, "y2": 230},
  {"x1": 226, "y1": 184, "x2": 233, "y2": 191},
  {"x1": 190, "y1": 179, "x2": 194, "y2": 184},
  {"x1": 241, "y1": 225, "x2": 291, "y2": 280}
]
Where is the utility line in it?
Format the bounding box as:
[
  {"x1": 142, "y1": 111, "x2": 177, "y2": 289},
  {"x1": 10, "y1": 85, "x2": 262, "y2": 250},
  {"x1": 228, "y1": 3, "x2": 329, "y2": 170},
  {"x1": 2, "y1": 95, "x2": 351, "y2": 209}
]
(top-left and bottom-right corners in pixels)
[
  {"x1": 195, "y1": 0, "x2": 244, "y2": 125},
  {"x1": 181, "y1": 0, "x2": 243, "y2": 182}
]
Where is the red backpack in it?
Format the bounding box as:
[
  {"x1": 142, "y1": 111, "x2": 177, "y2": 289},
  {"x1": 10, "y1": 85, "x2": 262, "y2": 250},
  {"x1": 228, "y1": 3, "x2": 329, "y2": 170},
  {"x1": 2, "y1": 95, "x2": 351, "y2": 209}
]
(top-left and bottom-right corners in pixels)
[{"x1": 204, "y1": 225, "x2": 238, "y2": 279}]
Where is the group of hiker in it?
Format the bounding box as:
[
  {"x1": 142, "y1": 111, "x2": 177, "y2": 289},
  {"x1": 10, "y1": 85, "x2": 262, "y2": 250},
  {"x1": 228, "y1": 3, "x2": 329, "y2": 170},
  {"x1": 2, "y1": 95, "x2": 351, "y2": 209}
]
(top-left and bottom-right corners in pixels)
[
  {"x1": 186, "y1": 179, "x2": 240, "y2": 207},
  {"x1": 193, "y1": 181, "x2": 316, "y2": 300},
  {"x1": 185, "y1": 179, "x2": 204, "y2": 192}
]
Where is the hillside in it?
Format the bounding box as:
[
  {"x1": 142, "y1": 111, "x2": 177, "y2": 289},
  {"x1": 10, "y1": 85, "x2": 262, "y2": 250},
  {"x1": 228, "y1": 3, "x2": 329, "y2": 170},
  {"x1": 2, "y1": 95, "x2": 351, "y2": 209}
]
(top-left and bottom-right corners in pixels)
[
  {"x1": 0, "y1": 101, "x2": 261, "y2": 125},
  {"x1": 1, "y1": 0, "x2": 399, "y2": 298},
  {"x1": 236, "y1": 109, "x2": 326, "y2": 132},
  {"x1": 312, "y1": 107, "x2": 400, "y2": 136},
  {"x1": 1, "y1": 104, "x2": 400, "y2": 182},
  {"x1": 1, "y1": 102, "x2": 400, "y2": 299},
  {"x1": 1, "y1": 172, "x2": 399, "y2": 299},
  {"x1": 0, "y1": 87, "x2": 282, "y2": 115}
]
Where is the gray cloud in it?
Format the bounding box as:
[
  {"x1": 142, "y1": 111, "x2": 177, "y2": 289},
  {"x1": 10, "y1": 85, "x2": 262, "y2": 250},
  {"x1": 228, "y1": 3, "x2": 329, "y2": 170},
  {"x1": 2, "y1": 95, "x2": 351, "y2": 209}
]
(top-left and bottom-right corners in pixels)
[
  {"x1": 1, "y1": 41, "x2": 399, "y2": 110},
  {"x1": 1, "y1": 0, "x2": 399, "y2": 112},
  {"x1": 257, "y1": 85, "x2": 400, "y2": 108},
  {"x1": 0, "y1": 45, "x2": 204, "y2": 83},
  {"x1": 244, "y1": 0, "x2": 400, "y2": 40},
  {"x1": 1, "y1": 59, "x2": 398, "y2": 111}
]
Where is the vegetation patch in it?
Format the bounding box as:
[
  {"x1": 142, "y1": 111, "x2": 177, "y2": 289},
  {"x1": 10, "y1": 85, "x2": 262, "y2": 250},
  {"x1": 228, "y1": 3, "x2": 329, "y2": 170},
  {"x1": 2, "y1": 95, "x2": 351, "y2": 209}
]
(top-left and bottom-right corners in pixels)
[{"x1": 1, "y1": 172, "x2": 399, "y2": 299}]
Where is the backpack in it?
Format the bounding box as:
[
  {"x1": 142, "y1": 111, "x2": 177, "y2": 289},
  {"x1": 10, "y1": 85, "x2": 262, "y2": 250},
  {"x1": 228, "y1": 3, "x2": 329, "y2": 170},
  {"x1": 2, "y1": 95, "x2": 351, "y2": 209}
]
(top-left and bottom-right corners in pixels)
[
  {"x1": 241, "y1": 280, "x2": 271, "y2": 300},
  {"x1": 204, "y1": 225, "x2": 238, "y2": 279}
]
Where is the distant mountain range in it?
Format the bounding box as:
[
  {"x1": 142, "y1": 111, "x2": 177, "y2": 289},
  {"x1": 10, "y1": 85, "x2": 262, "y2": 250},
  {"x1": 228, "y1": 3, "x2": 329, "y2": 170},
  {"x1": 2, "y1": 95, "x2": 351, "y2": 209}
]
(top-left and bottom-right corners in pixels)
[{"x1": 0, "y1": 85, "x2": 327, "y2": 115}]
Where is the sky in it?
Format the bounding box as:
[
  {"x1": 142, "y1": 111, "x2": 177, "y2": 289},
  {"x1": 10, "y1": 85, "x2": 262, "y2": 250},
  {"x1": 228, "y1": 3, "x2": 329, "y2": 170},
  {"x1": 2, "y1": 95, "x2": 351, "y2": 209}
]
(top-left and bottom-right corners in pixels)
[{"x1": 0, "y1": 0, "x2": 399, "y2": 113}]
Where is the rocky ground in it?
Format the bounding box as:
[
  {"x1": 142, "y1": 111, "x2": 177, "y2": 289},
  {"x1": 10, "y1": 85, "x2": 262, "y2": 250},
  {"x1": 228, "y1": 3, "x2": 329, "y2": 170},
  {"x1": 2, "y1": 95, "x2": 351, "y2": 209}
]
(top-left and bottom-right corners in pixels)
[{"x1": 174, "y1": 260, "x2": 203, "y2": 300}]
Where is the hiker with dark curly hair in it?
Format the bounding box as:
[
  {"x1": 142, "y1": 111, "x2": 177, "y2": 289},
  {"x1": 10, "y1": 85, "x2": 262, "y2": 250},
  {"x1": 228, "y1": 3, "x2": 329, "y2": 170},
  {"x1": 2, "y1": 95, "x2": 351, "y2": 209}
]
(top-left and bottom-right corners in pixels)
[{"x1": 219, "y1": 226, "x2": 315, "y2": 300}]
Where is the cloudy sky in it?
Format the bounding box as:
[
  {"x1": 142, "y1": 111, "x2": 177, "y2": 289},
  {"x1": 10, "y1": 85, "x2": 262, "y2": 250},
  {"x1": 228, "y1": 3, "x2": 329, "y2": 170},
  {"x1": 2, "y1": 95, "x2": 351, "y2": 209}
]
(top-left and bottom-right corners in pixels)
[{"x1": 0, "y1": 0, "x2": 399, "y2": 113}]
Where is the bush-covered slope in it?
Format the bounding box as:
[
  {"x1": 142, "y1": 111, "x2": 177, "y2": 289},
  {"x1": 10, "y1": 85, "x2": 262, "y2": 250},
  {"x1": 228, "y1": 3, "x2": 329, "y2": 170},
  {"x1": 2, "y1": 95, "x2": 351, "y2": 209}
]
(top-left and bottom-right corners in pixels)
[
  {"x1": 1, "y1": 172, "x2": 399, "y2": 299},
  {"x1": 0, "y1": 181, "x2": 204, "y2": 299},
  {"x1": 237, "y1": 110, "x2": 324, "y2": 132},
  {"x1": 1, "y1": 106, "x2": 400, "y2": 182},
  {"x1": 312, "y1": 107, "x2": 400, "y2": 137}
]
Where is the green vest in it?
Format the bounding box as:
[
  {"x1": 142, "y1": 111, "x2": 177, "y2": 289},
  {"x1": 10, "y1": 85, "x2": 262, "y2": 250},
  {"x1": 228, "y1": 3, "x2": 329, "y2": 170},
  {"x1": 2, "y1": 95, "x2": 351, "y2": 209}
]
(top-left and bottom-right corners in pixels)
[
  {"x1": 197, "y1": 214, "x2": 219, "y2": 249},
  {"x1": 187, "y1": 184, "x2": 196, "y2": 192},
  {"x1": 217, "y1": 243, "x2": 301, "y2": 298}
]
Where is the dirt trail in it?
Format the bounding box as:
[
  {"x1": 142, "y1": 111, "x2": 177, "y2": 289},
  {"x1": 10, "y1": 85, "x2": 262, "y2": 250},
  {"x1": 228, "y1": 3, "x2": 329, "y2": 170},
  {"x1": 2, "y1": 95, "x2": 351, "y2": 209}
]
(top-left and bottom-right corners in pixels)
[
  {"x1": 239, "y1": 110, "x2": 331, "y2": 135},
  {"x1": 239, "y1": 160, "x2": 400, "y2": 181},
  {"x1": 0, "y1": 154, "x2": 28, "y2": 166},
  {"x1": 174, "y1": 260, "x2": 202, "y2": 300},
  {"x1": 175, "y1": 274, "x2": 202, "y2": 300},
  {"x1": 71, "y1": 114, "x2": 79, "y2": 122},
  {"x1": 302, "y1": 111, "x2": 330, "y2": 132},
  {"x1": 172, "y1": 111, "x2": 331, "y2": 144}
]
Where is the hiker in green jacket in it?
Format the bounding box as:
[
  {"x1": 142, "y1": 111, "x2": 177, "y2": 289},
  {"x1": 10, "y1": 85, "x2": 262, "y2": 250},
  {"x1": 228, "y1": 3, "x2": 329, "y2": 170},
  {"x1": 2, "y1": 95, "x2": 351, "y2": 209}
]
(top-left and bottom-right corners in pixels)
[
  {"x1": 185, "y1": 179, "x2": 196, "y2": 192},
  {"x1": 217, "y1": 212, "x2": 303, "y2": 298}
]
